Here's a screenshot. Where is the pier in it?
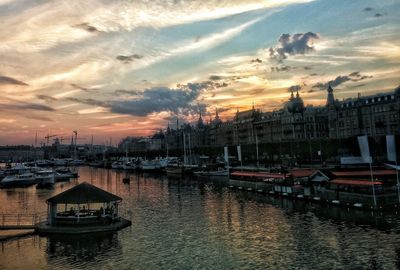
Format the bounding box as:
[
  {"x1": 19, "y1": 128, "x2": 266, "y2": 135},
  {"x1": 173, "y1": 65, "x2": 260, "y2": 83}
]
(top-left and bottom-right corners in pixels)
[
  {"x1": 0, "y1": 213, "x2": 46, "y2": 241},
  {"x1": 0, "y1": 213, "x2": 46, "y2": 230}
]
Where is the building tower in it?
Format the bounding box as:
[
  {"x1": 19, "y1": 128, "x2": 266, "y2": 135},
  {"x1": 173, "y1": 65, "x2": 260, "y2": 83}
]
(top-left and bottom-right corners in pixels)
[{"x1": 326, "y1": 84, "x2": 338, "y2": 138}]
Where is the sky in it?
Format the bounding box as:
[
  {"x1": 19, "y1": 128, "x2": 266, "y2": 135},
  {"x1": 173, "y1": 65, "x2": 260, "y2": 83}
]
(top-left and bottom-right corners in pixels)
[{"x1": 0, "y1": 0, "x2": 399, "y2": 145}]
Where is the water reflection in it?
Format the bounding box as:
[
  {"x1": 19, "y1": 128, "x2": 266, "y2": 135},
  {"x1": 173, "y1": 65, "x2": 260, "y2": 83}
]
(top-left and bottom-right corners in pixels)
[
  {"x1": 46, "y1": 233, "x2": 122, "y2": 269},
  {"x1": 1, "y1": 167, "x2": 400, "y2": 269}
]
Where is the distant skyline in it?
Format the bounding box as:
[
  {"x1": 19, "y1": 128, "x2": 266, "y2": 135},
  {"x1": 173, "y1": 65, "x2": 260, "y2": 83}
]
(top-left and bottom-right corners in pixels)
[{"x1": 0, "y1": 0, "x2": 399, "y2": 145}]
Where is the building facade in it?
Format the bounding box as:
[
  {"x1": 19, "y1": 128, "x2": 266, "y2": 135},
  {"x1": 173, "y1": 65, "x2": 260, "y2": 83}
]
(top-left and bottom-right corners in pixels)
[{"x1": 121, "y1": 85, "x2": 400, "y2": 152}]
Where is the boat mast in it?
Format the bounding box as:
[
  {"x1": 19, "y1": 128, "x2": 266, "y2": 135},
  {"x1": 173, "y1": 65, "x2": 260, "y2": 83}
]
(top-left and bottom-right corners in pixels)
[
  {"x1": 188, "y1": 133, "x2": 192, "y2": 165},
  {"x1": 183, "y1": 133, "x2": 187, "y2": 165},
  {"x1": 255, "y1": 134, "x2": 259, "y2": 168}
]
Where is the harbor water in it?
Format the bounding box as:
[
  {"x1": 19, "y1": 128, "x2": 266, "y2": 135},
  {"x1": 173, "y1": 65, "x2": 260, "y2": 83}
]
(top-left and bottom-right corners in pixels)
[{"x1": 1, "y1": 166, "x2": 400, "y2": 269}]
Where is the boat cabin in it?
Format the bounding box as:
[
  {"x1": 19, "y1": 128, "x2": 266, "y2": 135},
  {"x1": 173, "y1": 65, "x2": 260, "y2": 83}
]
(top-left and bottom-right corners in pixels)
[{"x1": 324, "y1": 178, "x2": 398, "y2": 207}]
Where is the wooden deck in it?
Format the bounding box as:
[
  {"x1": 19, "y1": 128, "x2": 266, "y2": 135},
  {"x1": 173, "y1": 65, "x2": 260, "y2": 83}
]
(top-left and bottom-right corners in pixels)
[
  {"x1": 0, "y1": 213, "x2": 46, "y2": 230},
  {"x1": 0, "y1": 230, "x2": 35, "y2": 241},
  {"x1": 36, "y1": 218, "x2": 131, "y2": 235}
]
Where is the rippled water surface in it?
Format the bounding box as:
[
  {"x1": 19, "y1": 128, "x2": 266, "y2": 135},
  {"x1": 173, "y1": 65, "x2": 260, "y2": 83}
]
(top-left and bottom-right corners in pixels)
[{"x1": 1, "y1": 166, "x2": 400, "y2": 269}]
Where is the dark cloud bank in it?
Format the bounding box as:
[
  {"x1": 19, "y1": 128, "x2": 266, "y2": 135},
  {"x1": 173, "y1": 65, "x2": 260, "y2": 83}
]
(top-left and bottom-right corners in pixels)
[
  {"x1": 75, "y1": 23, "x2": 101, "y2": 33},
  {"x1": 62, "y1": 79, "x2": 228, "y2": 117},
  {"x1": 0, "y1": 76, "x2": 28, "y2": 86},
  {"x1": 312, "y1": 72, "x2": 373, "y2": 90},
  {"x1": 116, "y1": 54, "x2": 143, "y2": 63}
]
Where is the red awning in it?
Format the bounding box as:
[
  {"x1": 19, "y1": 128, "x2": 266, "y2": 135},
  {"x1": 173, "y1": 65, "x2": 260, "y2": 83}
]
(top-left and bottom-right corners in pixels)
[
  {"x1": 290, "y1": 169, "x2": 316, "y2": 178},
  {"x1": 329, "y1": 179, "x2": 382, "y2": 186},
  {"x1": 331, "y1": 170, "x2": 396, "y2": 177},
  {"x1": 230, "y1": 171, "x2": 287, "y2": 179}
]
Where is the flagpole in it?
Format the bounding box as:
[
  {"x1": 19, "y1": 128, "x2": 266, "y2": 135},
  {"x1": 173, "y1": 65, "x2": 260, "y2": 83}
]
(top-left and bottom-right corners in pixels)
[
  {"x1": 255, "y1": 134, "x2": 259, "y2": 169},
  {"x1": 369, "y1": 159, "x2": 377, "y2": 208},
  {"x1": 359, "y1": 135, "x2": 377, "y2": 208},
  {"x1": 396, "y1": 159, "x2": 400, "y2": 204},
  {"x1": 386, "y1": 135, "x2": 399, "y2": 205}
]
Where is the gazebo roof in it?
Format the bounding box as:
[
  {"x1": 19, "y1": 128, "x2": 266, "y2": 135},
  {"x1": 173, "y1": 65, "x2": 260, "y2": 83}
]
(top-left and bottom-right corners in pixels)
[{"x1": 47, "y1": 182, "x2": 122, "y2": 204}]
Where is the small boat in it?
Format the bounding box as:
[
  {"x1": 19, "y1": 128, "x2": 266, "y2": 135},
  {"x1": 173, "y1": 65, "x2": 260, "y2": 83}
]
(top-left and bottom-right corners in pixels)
[
  {"x1": 0, "y1": 173, "x2": 38, "y2": 188},
  {"x1": 123, "y1": 161, "x2": 137, "y2": 170},
  {"x1": 55, "y1": 167, "x2": 78, "y2": 178},
  {"x1": 54, "y1": 172, "x2": 71, "y2": 182},
  {"x1": 36, "y1": 159, "x2": 52, "y2": 167},
  {"x1": 36, "y1": 170, "x2": 55, "y2": 189},
  {"x1": 3, "y1": 163, "x2": 33, "y2": 176},
  {"x1": 112, "y1": 160, "x2": 125, "y2": 169},
  {"x1": 141, "y1": 159, "x2": 161, "y2": 171},
  {"x1": 194, "y1": 168, "x2": 229, "y2": 177},
  {"x1": 52, "y1": 158, "x2": 68, "y2": 166},
  {"x1": 70, "y1": 159, "x2": 84, "y2": 166}
]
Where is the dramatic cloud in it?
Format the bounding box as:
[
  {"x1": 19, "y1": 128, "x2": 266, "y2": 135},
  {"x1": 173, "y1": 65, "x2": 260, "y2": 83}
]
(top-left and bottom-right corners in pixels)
[
  {"x1": 74, "y1": 23, "x2": 101, "y2": 33},
  {"x1": 270, "y1": 65, "x2": 292, "y2": 72},
  {"x1": 70, "y1": 83, "x2": 97, "y2": 92},
  {"x1": 269, "y1": 32, "x2": 320, "y2": 61},
  {"x1": 110, "y1": 86, "x2": 203, "y2": 116},
  {"x1": 65, "y1": 97, "x2": 108, "y2": 107},
  {"x1": 116, "y1": 54, "x2": 143, "y2": 63},
  {"x1": 114, "y1": 89, "x2": 141, "y2": 96},
  {"x1": 288, "y1": 85, "x2": 302, "y2": 93},
  {"x1": 69, "y1": 79, "x2": 231, "y2": 117},
  {"x1": 24, "y1": 115, "x2": 53, "y2": 122},
  {"x1": 0, "y1": 76, "x2": 28, "y2": 86},
  {"x1": 312, "y1": 72, "x2": 373, "y2": 90},
  {"x1": 182, "y1": 80, "x2": 228, "y2": 91},
  {"x1": 209, "y1": 75, "x2": 222, "y2": 81},
  {"x1": 1, "y1": 102, "x2": 55, "y2": 111},
  {"x1": 251, "y1": 58, "x2": 262, "y2": 63},
  {"x1": 110, "y1": 80, "x2": 226, "y2": 117},
  {"x1": 36, "y1": 94, "x2": 57, "y2": 102}
]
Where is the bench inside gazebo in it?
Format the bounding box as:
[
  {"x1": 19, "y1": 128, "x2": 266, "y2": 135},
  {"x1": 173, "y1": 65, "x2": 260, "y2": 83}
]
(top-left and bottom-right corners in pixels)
[{"x1": 46, "y1": 182, "x2": 123, "y2": 227}]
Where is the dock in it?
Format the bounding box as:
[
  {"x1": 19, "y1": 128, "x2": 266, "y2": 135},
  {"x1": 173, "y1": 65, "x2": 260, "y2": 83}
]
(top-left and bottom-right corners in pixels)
[
  {"x1": 0, "y1": 210, "x2": 131, "y2": 240},
  {"x1": 0, "y1": 213, "x2": 45, "y2": 230},
  {"x1": 36, "y1": 218, "x2": 131, "y2": 235}
]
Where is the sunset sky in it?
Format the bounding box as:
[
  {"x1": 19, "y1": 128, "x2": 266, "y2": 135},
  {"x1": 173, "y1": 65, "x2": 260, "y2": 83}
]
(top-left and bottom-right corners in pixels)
[{"x1": 0, "y1": 0, "x2": 399, "y2": 145}]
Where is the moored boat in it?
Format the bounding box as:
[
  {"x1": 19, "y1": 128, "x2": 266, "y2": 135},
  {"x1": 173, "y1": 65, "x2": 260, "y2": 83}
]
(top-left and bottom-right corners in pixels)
[
  {"x1": 36, "y1": 170, "x2": 55, "y2": 189},
  {"x1": 55, "y1": 167, "x2": 78, "y2": 178},
  {"x1": 194, "y1": 168, "x2": 229, "y2": 177},
  {"x1": 141, "y1": 159, "x2": 161, "y2": 171},
  {"x1": 0, "y1": 173, "x2": 38, "y2": 188},
  {"x1": 111, "y1": 160, "x2": 125, "y2": 169}
]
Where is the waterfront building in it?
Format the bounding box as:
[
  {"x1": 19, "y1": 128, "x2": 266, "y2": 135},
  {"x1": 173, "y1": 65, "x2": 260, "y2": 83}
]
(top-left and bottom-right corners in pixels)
[
  {"x1": 120, "y1": 85, "x2": 399, "y2": 156},
  {"x1": 327, "y1": 85, "x2": 400, "y2": 138},
  {"x1": 0, "y1": 145, "x2": 44, "y2": 162},
  {"x1": 203, "y1": 85, "x2": 400, "y2": 146}
]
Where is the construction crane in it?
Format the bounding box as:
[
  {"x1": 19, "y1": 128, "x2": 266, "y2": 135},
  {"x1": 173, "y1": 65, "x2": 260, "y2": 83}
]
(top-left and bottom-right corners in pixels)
[
  {"x1": 44, "y1": 134, "x2": 57, "y2": 145},
  {"x1": 54, "y1": 136, "x2": 86, "y2": 144}
]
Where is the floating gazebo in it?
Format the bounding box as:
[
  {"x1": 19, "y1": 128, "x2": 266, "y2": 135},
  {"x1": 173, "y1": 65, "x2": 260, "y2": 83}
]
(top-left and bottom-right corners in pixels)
[{"x1": 37, "y1": 182, "x2": 131, "y2": 234}]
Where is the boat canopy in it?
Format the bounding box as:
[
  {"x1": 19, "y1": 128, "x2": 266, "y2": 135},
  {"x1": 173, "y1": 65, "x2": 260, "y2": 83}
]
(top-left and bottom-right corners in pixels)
[
  {"x1": 230, "y1": 171, "x2": 287, "y2": 179},
  {"x1": 331, "y1": 170, "x2": 396, "y2": 177},
  {"x1": 47, "y1": 182, "x2": 122, "y2": 204},
  {"x1": 329, "y1": 179, "x2": 382, "y2": 186}
]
